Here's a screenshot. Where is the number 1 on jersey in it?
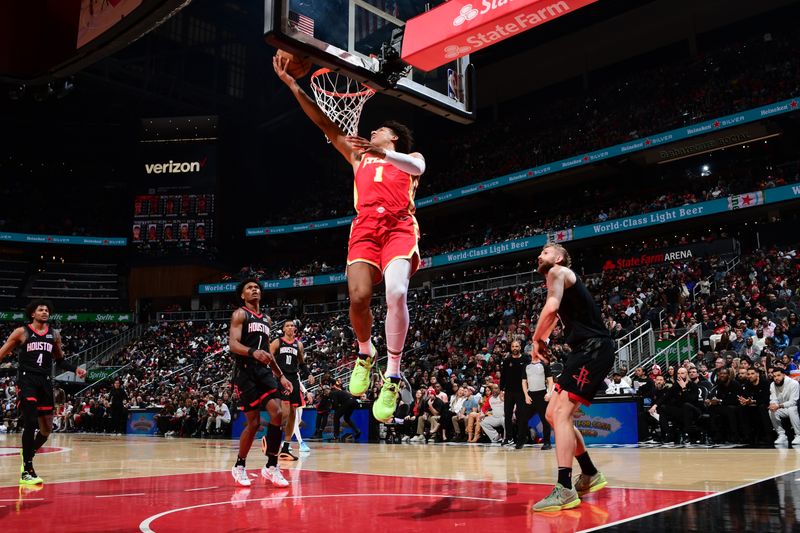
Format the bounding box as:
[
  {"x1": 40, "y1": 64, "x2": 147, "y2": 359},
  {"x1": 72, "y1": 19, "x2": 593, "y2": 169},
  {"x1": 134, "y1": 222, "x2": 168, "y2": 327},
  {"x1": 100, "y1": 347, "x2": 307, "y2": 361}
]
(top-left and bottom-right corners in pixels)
[{"x1": 374, "y1": 166, "x2": 384, "y2": 182}]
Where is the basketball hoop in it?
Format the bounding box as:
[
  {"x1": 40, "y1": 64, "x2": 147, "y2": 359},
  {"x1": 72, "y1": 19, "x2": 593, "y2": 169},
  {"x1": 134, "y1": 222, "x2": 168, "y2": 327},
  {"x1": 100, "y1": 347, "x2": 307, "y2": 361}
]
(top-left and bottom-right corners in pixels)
[{"x1": 310, "y1": 68, "x2": 376, "y2": 142}]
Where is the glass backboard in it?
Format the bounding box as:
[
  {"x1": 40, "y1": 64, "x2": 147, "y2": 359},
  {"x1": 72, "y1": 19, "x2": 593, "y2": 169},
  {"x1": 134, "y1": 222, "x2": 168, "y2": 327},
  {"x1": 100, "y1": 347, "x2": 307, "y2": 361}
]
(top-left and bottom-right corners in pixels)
[{"x1": 265, "y1": 0, "x2": 475, "y2": 123}]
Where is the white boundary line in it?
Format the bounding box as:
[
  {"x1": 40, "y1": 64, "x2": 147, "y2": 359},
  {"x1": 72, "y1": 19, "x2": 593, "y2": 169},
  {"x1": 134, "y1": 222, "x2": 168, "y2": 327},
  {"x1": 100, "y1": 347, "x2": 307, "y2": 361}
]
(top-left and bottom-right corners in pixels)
[
  {"x1": 139, "y1": 493, "x2": 504, "y2": 532},
  {"x1": 578, "y1": 467, "x2": 800, "y2": 532},
  {"x1": 0, "y1": 467, "x2": 224, "y2": 489},
  {"x1": 0, "y1": 498, "x2": 45, "y2": 502},
  {"x1": 96, "y1": 492, "x2": 145, "y2": 498},
  {"x1": 296, "y1": 466, "x2": 710, "y2": 493},
  {"x1": 184, "y1": 486, "x2": 218, "y2": 492}
]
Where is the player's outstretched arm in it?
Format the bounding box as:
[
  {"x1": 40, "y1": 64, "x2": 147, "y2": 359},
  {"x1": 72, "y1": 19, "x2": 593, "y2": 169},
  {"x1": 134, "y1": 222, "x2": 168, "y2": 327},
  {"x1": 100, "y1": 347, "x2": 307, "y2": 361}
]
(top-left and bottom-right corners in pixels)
[
  {"x1": 272, "y1": 55, "x2": 358, "y2": 167},
  {"x1": 0, "y1": 327, "x2": 25, "y2": 362}
]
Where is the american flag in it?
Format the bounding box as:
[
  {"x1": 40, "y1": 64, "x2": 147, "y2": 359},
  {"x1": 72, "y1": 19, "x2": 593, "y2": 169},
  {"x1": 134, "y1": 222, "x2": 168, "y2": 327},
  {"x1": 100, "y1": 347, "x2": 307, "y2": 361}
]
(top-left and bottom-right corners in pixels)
[
  {"x1": 289, "y1": 10, "x2": 315, "y2": 37},
  {"x1": 356, "y1": 0, "x2": 400, "y2": 43}
]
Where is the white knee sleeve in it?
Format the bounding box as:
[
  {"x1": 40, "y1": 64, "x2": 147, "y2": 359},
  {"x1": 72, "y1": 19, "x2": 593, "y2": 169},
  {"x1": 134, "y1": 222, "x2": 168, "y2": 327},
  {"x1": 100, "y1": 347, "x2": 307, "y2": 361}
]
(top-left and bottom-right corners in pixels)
[{"x1": 384, "y1": 260, "x2": 411, "y2": 355}]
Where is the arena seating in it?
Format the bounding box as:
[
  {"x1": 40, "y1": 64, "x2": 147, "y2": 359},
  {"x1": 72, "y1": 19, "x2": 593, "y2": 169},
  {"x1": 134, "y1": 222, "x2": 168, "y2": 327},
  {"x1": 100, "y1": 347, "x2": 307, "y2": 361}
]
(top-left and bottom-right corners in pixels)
[
  {"x1": 52, "y1": 244, "x2": 800, "y2": 448},
  {"x1": 255, "y1": 28, "x2": 800, "y2": 226}
]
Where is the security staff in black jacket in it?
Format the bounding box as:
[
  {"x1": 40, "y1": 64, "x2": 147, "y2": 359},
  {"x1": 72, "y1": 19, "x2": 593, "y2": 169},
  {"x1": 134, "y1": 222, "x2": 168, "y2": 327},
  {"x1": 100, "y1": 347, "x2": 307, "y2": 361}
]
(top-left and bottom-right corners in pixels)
[{"x1": 500, "y1": 341, "x2": 530, "y2": 447}]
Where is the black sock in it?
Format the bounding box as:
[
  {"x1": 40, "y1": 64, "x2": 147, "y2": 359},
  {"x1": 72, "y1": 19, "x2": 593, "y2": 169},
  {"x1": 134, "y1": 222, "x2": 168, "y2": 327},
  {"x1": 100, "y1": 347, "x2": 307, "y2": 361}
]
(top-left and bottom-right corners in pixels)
[
  {"x1": 282, "y1": 441, "x2": 290, "y2": 451},
  {"x1": 33, "y1": 431, "x2": 48, "y2": 453},
  {"x1": 266, "y1": 454, "x2": 278, "y2": 468},
  {"x1": 389, "y1": 377, "x2": 400, "y2": 384},
  {"x1": 357, "y1": 353, "x2": 369, "y2": 360},
  {"x1": 576, "y1": 451, "x2": 598, "y2": 476},
  {"x1": 266, "y1": 423, "x2": 283, "y2": 453},
  {"x1": 558, "y1": 467, "x2": 572, "y2": 489},
  {"x1": 235, "y1": 455, "x2": 246, "y2": 468},
  {"x1": 21, "y1": 427, "x2": 35, "y2": 466}
]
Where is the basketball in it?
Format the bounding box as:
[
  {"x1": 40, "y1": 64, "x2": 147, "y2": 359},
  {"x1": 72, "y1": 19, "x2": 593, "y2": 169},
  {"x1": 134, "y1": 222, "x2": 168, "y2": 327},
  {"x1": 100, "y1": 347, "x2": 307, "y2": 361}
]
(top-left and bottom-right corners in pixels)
[{"x1": 276, "y1": 49, "x2": 312, "y2": 79}]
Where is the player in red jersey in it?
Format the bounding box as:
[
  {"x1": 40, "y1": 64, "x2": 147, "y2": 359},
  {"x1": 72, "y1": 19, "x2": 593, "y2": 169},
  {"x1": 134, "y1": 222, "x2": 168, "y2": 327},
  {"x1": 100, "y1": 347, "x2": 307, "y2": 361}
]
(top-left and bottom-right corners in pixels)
[{"x1": 274, "y1": 56, "x2": 425, "y2": 421}]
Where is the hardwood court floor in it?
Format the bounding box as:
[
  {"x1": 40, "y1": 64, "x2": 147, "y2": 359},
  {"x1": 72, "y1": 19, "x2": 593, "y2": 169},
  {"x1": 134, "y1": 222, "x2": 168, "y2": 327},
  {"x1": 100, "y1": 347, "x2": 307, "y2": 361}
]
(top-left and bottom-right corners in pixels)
[{"x1": 1, "y1": 433, "x2": 798, "y2": 531}]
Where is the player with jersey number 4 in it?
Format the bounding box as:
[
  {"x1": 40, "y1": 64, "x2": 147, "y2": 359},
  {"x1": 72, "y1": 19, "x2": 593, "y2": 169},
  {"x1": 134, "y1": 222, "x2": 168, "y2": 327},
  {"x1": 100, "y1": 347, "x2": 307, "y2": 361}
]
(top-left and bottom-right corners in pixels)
[
  {"x1": 273, "y1": 55, "x2": 426, "y2": 423},
  {"x1": 0, "y1": 300, "x2": 87, "y2": 485}
]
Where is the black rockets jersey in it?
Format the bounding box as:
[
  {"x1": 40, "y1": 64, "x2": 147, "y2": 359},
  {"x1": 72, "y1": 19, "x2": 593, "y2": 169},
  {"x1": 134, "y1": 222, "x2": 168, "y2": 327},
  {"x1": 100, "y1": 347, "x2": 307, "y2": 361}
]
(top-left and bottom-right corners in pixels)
[
  {"x1": 558, "y1": 275, "x2": 610, "y2": 346},
  {"x1": 19, "y1": 325, "x2": 55, "y2": 375},
  {"x1": 235, "y1": 306, "x2": 273, "y2": 377},
  {"x1": 239, "y1": 307, "x2": 270, "y2": 351},
  {"x1": 276, "y1": 337, "x2": 300, "y2": 375}
]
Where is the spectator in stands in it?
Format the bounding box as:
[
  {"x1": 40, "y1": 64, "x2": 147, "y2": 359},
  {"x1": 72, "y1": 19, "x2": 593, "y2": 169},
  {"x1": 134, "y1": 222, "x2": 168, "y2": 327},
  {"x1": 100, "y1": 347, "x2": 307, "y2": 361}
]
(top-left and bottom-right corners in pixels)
[
  {"x1": 313, "y1": 386, "x2": 332, "y2": 438},
  {"x1": 739, "y1": 367, "x2": 773, "y2": 445},
  {"x1": 206, "y1": 397, "x2": 231, "y2": 436},
  {"x1": 630, "y1": 367, "x2": 650, "y2": 392},
  {"x1": 403, "y1": 389, "x2": 426, "y2": 442},
  {"x1": 605, "y1": 372, "x2": 634, "y2": 395},
  {"x1": 654, "y1": 367, "x2": 703, "y2": 443},
  {"x1": 705, "y1": 368, "x2": 744, "y2": 443},
  {"x1": 479, "y1": 385, "x2": 505, "y2": 443},
  {"x1": 768, "y1": 367, "x2": 800, "y2": 445}
]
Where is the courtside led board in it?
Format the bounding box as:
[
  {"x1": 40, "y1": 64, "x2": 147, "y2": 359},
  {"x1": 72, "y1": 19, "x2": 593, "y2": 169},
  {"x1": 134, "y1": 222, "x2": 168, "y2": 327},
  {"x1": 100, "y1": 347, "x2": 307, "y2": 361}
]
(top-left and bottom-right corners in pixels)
[{"x1": 402, "y1": 0, "x2": 600, "y2": 71}]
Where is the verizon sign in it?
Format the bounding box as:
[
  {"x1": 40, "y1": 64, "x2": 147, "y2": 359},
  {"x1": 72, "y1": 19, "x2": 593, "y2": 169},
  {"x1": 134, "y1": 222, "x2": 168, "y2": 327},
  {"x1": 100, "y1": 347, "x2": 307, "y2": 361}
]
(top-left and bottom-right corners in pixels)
[
  {"x1": 145, "y1": 158, "x2": 206, "y2": 175},
  {"x1": 402, "y1": 0, "x2": 599, "y2": 72}
]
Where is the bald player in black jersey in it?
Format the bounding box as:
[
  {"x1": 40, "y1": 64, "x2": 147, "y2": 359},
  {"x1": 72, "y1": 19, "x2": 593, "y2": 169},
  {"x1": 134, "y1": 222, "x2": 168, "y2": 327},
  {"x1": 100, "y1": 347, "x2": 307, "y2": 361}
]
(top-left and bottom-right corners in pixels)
[
  {"x1": 530, "y1": 244, "x2": 614, "y2": 512},
  {"x1": 271, "y1": 319, "x2": 306, "y2": 461},
  {"x1": 0, "y1": 300, "x2": 86, "y2": 485},
  {"x1": 229, "y1": 279, "x2": 293, "y2": 488}
]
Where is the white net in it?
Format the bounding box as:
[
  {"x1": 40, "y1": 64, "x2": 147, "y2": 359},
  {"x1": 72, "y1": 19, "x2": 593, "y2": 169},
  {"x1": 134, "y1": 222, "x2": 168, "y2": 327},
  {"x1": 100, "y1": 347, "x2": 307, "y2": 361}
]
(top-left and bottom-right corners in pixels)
[{"x1": 310, "y1": 69, "x2": 376, "y2": 141}]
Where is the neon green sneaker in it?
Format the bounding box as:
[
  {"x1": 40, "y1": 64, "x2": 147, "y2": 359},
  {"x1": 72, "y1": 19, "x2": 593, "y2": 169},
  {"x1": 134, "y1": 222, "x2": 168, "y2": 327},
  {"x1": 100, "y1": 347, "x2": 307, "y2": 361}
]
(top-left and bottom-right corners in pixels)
[
  {"x1": 532, "y1": 483, "x2": 581, "y2": 512},
  {"x1": 574, "y1": 471, "x2": 607, "y2": 496},
  {"x1": 348, "y1": 345, "x2": 376, "y2": 396},
  {"x1": 372, "y1": 378, "x2": 399, "y2": 423},
  {"x1": 20, "y1": 470, "x2": 43, "y2": 486}
]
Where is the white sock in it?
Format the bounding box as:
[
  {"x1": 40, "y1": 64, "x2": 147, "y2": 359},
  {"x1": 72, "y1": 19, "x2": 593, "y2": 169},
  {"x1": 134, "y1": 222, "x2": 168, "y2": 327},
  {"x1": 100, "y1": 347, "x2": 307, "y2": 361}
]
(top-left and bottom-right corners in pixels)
[
  {"x1": 294, "y1": 407, "x2": 303, "y2": 444},
  {"x1": 384, "y1": 259, "x2": 411, "y2": 379},
  {"x1": 358, "y1": 339, "x2": 373, "y2": 355}
]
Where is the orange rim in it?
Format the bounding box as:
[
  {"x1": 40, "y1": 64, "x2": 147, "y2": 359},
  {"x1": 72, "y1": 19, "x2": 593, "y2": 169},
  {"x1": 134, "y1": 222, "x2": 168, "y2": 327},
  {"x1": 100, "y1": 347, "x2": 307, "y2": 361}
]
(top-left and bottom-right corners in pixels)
[{"x1": 310, "y1": 68, "x2": 376, "y2": 98}]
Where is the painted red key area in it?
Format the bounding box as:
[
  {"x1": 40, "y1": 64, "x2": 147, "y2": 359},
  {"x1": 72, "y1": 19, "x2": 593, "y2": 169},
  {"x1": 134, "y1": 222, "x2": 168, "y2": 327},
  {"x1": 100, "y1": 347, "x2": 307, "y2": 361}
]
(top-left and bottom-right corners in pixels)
[{"x1": 0, "y1": 470, "x2": 709, "y2": 532}]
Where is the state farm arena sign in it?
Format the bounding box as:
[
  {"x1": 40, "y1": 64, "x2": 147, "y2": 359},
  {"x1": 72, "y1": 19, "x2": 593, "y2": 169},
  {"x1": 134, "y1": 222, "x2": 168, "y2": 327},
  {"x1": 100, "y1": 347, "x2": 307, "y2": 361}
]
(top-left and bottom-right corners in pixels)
[
  {"x1": 402, "y1": 0, "x2": 599, "y2": 71},
  {"x1": 602, "y1": 239, "x2": 738, "y2": 271}
]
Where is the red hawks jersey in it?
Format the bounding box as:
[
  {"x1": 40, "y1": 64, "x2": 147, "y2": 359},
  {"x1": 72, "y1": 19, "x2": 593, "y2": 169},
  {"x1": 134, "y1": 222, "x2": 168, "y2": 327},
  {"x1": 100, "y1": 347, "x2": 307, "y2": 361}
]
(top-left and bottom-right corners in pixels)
[{"x1": 354, "y1": 156, "x2": 419, "y2": 214}]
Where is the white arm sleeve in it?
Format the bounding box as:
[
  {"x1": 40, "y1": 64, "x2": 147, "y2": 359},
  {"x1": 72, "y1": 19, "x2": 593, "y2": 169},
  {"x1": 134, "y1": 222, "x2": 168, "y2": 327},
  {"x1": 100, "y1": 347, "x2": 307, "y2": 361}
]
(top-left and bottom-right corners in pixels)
[{"x1": 383, "y1": 149, "x2": 425, "y2": 175}]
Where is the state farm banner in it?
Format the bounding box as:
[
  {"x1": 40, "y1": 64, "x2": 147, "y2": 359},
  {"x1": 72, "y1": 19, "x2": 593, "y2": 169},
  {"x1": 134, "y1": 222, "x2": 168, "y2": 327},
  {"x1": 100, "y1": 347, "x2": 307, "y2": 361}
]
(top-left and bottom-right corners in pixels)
[
  {"x1": 402, "y1": 0, "x2": 599, "y2": 71},
  {"x1": 601, "y1": 239, "x2": 738, "y2": 271}
]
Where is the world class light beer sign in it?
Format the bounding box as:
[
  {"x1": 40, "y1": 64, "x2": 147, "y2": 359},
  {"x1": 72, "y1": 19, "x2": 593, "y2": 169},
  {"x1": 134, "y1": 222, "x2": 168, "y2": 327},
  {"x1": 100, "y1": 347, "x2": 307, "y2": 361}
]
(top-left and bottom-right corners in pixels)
[{"x1": 402, "y1": 0, "x2": 599, "y2": 71}]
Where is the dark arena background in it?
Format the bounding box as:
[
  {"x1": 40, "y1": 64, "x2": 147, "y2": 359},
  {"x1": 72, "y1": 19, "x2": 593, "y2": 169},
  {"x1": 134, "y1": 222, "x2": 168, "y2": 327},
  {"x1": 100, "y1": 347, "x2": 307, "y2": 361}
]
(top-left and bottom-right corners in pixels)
[{"x1": 2, "y1": 0, "x2": 800, "y2": 531}]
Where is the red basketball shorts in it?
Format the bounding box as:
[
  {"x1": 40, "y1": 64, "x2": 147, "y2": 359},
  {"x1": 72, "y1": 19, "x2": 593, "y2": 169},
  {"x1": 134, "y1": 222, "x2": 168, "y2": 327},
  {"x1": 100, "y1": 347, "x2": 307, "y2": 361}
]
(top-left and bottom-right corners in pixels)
[{"x1": 347, "y1": 210, "x2": 420, "y2": 279}]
